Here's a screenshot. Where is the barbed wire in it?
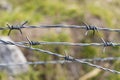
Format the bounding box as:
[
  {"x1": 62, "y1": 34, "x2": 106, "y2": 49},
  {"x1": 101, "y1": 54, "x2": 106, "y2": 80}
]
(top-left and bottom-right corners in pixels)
[
  {"x1": 0, "y1": 60, "x2": 71, "y2": 66},
  {"x1": 1, "y1": 21, "x2": 120, "y2": 34},
  {"x1": 0, "y1": 57, "x2": 119, "y2": 66},
  {"x1": 1, "y1": 21, "x2": 120, "y2": 74},
  {"x1": 0, "y1": 39, "x2": 119, "y2": 47},
  {"x1": 0, "y1": 41, "x2": 119, "y2": 74},
  {"x1": 0, "y1": 39, "x2": 119, "y2": 54}
]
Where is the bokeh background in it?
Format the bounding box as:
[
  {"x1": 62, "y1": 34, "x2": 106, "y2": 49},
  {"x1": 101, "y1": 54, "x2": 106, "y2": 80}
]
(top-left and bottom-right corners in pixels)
[{"x1": 0, "y1": 0, "x2": 120, "y2": 80}]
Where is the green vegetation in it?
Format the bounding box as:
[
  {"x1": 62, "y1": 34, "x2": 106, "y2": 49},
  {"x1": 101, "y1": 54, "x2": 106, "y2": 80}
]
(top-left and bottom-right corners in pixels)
[{"x1": 0, "y1": 0, "x2": 120, "y2": 80}]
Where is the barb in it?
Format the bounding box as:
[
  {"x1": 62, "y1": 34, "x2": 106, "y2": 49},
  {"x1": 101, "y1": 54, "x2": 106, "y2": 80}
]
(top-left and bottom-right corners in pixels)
[
  {"x1": 100, "y1": 37, "x2": 115, "y2": 53},
  {"x1": 82, "y1": 22, "x2": 98, "y2": 36},
  {"x1": 7, "y1": 21, "x2": 28, "y2": 35},
  {"x1": 26, "y1": 36, "x2": 40, "y2": 47}
]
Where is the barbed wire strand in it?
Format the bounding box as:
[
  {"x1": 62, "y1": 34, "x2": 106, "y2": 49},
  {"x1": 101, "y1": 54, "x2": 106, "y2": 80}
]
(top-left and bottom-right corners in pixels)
[
  {"x1": 0, "y1": 60, "x2": 71, "y2": 66},
  {"x1": 0, "y1": 40, "x2": 120, "y2": 47},
  {"x1": 0, "y1": 39, "x2": 118, "y2": 54},
  {"x1": 1, "y1": 21, "x2": 120, "y2": 33},
  {"x1": 0, "y1": 57, "x2": 120, "y2": 66}
]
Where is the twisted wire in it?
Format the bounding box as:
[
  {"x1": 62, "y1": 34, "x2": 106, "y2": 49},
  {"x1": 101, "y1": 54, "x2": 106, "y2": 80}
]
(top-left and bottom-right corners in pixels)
[
  {"x1": 0, "y1": 40, "x2": 120, "y2": 47},
  {"x1": 0, "y1": 57, "x2": 119, "y2": 66},
  {"x1": 0, "y1": 23, "x2": 120, "y2": 33},
  {"x1": 0, "y1": 21, "x2": 120, "y2": 74},
  {"x1": 0, "y1": 60, "x2": 71, "y2": 66},
  {"x1": 0, "y1": 42, "x2": 119, "y2": 74}
]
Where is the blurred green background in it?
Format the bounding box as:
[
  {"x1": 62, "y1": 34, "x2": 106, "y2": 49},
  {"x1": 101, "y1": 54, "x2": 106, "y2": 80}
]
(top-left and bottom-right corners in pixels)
[{"x1": 1, "y1": 0, "x2": 120, "y2": 80}]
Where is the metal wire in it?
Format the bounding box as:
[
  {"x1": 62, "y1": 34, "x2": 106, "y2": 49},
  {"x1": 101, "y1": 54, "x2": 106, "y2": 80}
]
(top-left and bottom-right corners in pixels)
[
  {"x1": 1, "y1": 22, "x2": 120, "y2": 33},
  {"x1": 79, "y1": 57, "x2": 120, "y2": 62},
  {"x1": 0, "y1": 42, "x2": 119, "y2": 74},
  {"x1": 0, "y1": 21, "x2": 120, "y2": 74},
  {"x1": 0, "y1": 40, "x2": 120, "y2": 47},
  {"x1": 0, "y1": 57, "x2": 119, "y2": 66},
  {"x1": 23, "y1": 25, "x2": 120, "y2": 32},
  {"x1": 0, "y1": 60, "x2": 72, "y2": 66}
]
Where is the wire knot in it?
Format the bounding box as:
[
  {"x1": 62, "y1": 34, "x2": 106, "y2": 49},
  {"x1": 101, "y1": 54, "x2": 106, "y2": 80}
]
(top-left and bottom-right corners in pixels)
[
  {"x1": 28, "y1": 41, "x2": 39, "y2": 45},
  {"x1": 101, "y1": 38, "x2": 115, "y2": 53},
  {"x1": 64, "y1": 56, "x2": 75, "y2": 61},
  {"x1": 86, "y1": 25, "x2": 98, "y2": 31},
  {"x1": 7, "y1": 21, "x2": 28, "y2": 36},
  {"x1": 83, "y1": 22, "x2": 98, "y2": 36},
  {"x1": 103, "y1": 41, "x2": 114, "y2": 47},
  {"x1": 26, "y1": 36, "x2": 39, "y2": 47}
]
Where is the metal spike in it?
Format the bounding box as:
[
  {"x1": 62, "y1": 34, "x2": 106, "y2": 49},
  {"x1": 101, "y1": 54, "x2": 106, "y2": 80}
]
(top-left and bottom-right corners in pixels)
[
  {"x1": 101, "y1": 37, "x2": 106, "y2": 53},
  {"x1": 26, "y1": 36, "x2": 32, "y2": 47},
  {"x1": 19, "y1": 29, "x2": 23, "y2": 34},
  {"x1": 21, "y1": 21, "x2": 28, "y2": 27},
  {"x1": 8, "y1": 30, "x2": 11, "y2": 36}
]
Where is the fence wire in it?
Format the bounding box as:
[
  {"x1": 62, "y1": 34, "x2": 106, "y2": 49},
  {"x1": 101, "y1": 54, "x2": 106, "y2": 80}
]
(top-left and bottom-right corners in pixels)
[
  {"x1": 1, "y1": 21, "x2": 120, "y2": 33},
  {"x1": 0, "y1": 57, "x2": 120, "y2": 66},
  {"x1": 0, "y1": 40, "x2": 119, "y2": 47},
  {"x1": 0, "y1": 39, "x2": 119, "y2": 53},
  {"x1": 0, "y1": 42, "x2": 120, "y2": 74},
  {"x1": 0, "y1": 21, "x2": 120, "y2": 74}
]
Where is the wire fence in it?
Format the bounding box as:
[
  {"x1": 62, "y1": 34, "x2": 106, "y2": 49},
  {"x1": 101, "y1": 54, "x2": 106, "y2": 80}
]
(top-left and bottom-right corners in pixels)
[
  {"x1": 0, "y1": 21, "x2": 120, "y2": 74},
  {"x1": 2, "y1": 40, "x2": 120, "y2": 47},
  {"x1": 1, "y1": 21, "x2": 120, "y2": 32},
  {"x1": 1, "y1": 57, "x2": 120, "y2": 67}
]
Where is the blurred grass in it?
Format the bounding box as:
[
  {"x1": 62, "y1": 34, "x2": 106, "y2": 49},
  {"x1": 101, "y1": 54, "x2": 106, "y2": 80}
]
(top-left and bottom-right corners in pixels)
[{"x1": 0, "y1": 0, "x2": 120, "y2": 80}]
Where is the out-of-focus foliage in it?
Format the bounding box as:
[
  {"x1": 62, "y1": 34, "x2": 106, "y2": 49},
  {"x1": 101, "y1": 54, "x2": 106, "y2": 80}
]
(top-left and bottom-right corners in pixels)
[{"x1": 0, "y1": 0, "x2": 120, "y2": 80}]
